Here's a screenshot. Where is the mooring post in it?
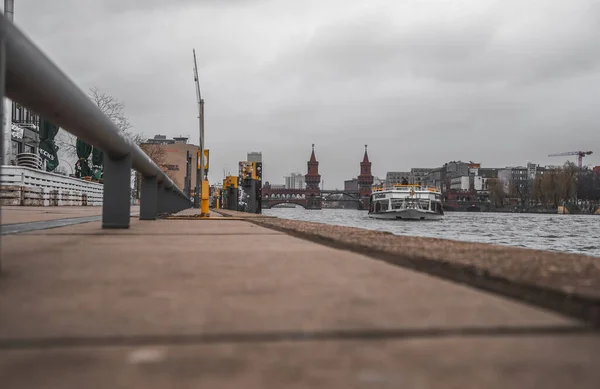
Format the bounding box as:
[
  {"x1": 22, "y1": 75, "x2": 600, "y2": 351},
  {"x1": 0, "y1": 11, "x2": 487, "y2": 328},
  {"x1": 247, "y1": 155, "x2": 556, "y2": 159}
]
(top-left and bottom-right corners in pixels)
[{"x1": 102, "y1": 153, "x2": 132, "y2": 229}]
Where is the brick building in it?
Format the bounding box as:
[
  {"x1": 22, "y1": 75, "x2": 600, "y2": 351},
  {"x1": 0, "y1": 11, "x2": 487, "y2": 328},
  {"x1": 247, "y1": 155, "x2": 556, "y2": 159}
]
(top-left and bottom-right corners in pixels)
[{"x1": 141, "y1": 134, "x2": 199, "y2": 190}]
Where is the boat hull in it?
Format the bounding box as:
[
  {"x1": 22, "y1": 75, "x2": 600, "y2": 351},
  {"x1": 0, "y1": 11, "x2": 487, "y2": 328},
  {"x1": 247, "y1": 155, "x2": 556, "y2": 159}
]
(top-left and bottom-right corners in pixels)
[{"x1": 368, "y1": 209, "x2": 443, "y2": 220}]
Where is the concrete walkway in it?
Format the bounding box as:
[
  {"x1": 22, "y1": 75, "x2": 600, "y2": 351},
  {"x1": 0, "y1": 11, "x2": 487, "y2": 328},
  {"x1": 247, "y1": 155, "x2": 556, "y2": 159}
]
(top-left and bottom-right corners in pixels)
[
  {"x1": 1, "y1": 205, "x2": 140, "y2": 224},
  {"x1": 1, "y1": 212, "x2": 599, "y2": 388}
]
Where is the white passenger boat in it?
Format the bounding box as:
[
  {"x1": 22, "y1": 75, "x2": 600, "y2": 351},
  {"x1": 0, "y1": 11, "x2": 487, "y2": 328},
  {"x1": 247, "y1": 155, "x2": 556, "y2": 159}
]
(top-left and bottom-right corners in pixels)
[{"x1": 368, "y1": 185, "x2": 444, "y2": 220}]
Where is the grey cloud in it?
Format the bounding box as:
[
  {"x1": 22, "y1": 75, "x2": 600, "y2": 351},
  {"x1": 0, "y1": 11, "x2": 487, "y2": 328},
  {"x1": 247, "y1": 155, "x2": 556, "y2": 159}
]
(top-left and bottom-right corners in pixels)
[{"x1": 6, "y1": 0, "x2": 600, "y2": 187}]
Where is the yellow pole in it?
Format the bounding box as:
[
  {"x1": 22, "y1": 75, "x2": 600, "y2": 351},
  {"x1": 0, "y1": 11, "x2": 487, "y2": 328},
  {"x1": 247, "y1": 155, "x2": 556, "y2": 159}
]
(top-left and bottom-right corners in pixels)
[{"x1": 201, "y1": 180, "x2": 210, "y2": 216}]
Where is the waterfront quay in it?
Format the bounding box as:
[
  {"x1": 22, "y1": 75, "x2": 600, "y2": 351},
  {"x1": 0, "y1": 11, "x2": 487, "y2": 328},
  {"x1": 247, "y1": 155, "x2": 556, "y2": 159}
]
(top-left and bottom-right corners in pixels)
[{"x1": 1, "y1": 207, "x2": 600, "y2": 388}]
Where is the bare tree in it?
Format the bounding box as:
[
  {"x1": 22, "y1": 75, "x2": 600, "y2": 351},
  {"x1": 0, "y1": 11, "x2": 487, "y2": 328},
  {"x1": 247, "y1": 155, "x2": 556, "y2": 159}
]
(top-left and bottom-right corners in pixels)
[
  {"x1": 559, "y1": 161, "x2": 578, "y2": 203},
  {"x1": 578, "y1": 167, "x2": 600, "y2": 201},
  {"x1": 533, "y1": 175, "x2": 546, "y2": 207},
  {"x1": 509, "y1": 180, "x2": 529, "y2": 208},
  {"x1": 541, "y1": 168, "x2": 561, "y2": 208},
  {"x1": 56, "y1": 87, "x2": 142, "y2": 160},
  {"x1": 88, "y1": 87, "x2": 132, "y2": 134},
  {"x1": 134, "y1": 143, "x2": 180, "y2": 199},
  {"x1": 486, "y1": 178, "x2": 505, "y2": 208}
]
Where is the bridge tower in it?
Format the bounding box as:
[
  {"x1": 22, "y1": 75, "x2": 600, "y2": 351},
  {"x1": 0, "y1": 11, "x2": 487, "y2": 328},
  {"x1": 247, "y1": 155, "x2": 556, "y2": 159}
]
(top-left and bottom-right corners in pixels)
[
  {"x1": 305, "y1": 144, "x2": 322, "y2": 209},
  {"x1": 358, "y1": 145, "x2": 374, "y2": 209}
]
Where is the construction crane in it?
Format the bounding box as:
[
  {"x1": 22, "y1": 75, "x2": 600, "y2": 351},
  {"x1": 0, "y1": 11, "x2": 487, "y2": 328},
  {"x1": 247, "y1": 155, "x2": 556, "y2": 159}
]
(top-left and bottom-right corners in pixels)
[{"x1": 548, "y1": 150, "x2": 593, "y2": 168}]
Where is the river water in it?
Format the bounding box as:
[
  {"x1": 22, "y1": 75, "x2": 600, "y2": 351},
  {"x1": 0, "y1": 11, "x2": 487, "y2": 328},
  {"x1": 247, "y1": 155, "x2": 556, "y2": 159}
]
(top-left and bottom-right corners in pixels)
[{"x1": 263, "y1": 208, "x2": 600, "y2": 257}]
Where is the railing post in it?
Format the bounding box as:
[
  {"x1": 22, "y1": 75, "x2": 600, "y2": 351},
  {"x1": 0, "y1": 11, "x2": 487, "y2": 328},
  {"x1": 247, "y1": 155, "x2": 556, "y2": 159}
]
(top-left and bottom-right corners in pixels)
[
  {"x1": 169, "y1": 190, "x2": 181, "y2": 213},
  {"x1": 140, "y1": 175, "x2": 158, "y2": 220},
  {"x1": 157, "y1": 184, "x2": 167, "y2": 214},
  {"x1": 102, "y1": 153, "x2": 132, "y2": 229}
]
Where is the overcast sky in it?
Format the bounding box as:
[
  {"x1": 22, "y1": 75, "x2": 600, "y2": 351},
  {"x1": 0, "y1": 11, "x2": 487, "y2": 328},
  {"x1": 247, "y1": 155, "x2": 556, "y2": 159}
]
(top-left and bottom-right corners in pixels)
[{"x1": 5, "y1": 0, "x2": 600, "y2": 188}]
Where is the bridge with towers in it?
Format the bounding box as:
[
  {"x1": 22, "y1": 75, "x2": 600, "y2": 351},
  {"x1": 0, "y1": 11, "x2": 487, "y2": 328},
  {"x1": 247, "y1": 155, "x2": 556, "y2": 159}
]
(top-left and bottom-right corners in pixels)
[{"x1": 262, "y1": 145, "x2": 374, "y2": 210}]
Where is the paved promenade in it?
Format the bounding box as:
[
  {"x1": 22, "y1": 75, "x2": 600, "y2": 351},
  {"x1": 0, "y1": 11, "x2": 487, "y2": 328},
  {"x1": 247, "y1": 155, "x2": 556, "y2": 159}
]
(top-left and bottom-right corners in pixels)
[{"x1": 0, "y1": 208, "x2": 599, "y2": 388}]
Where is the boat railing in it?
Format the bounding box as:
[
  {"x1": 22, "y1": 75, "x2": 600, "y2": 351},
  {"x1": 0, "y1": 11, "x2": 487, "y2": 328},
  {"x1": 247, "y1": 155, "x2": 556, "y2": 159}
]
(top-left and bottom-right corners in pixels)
[{"x1": 373, "y1": 184, "x2": 441, "y2": 193}]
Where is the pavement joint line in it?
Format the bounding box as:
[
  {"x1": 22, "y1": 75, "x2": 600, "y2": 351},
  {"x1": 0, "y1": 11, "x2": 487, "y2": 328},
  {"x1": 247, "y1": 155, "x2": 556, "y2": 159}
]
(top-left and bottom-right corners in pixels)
[
  {"x1": 1, "y1": 213, "x2": 140, "y2": 235},
  {"x1": 15, "y1": 232, "x2": 285, "y2": 236},
  {"x1": 1, "y1": 216, "x2": 103, "y2": 235},
  {"x1": 0, "y1": 325, "x2": 595, "y2": 350}
]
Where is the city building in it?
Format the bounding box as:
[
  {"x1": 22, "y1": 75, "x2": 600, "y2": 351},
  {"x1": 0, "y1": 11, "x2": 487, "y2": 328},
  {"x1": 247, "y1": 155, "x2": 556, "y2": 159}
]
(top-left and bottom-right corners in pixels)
[
  {"x1": 477, "y1": 168, "x2": 499, "y2": 179},
  {"x1": 344, "y1": 178, "x2": 359, "y2": 192},
  {"x1": 7, "y1": 102, "x2": 40, "y2": 164},
  {"x1": 140, "y1": 134, "x2": 199, "y2": 189},
  {"x1": 386, "y1": 168, "x2": 433, "y2": 187},
  {"x1": 385, "y1": 171, "x2": 411, "y2": 186},
  {"x1": 445, "y1": 161, "x2": 470, "y2": 179},
  {"x1": 145, "y1": 134, "x2": 176, "y2": 145},
  {"x1": 372, "y1": 176, "x2": 384, "y2": 188},
  {"x1": 493, "y1": 163, "x2": 547, "y2": 196},
  {"x1": 450, "y1": 176, "x2": 470, "y2": 191},
  {"x1": 422, "y1": 166, "x2": 447, "y2": 190},
  {"x1": 247, "y1": 152, "x2": 262, "y2": 163},
  {"x1": 284, "y1": 172, "x2": 305, "y2": 190},
  {"x1": 410, "y1": 168, "x2": 433, "y2": 185}
]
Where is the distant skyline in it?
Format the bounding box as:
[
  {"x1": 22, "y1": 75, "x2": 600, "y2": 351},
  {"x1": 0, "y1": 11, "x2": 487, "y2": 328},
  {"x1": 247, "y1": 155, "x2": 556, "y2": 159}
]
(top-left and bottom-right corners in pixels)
[{"x1": 5, "y1": 0, "x2": 600, "y2": 188}]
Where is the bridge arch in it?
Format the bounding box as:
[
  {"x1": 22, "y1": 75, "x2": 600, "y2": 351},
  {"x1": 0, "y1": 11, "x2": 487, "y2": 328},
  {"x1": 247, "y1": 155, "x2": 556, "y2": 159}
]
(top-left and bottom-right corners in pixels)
[{"x1": 267, "y1": 200, "x2": 307, "y2": 209}]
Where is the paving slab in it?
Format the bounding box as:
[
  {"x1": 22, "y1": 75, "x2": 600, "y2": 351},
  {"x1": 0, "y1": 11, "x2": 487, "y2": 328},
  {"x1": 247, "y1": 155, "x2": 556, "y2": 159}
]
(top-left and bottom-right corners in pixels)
[
  {"x1": 0, "y1": 217, "x2": 598, "y2": 387},
  {"x1": 1, "y1": 336, "x2": 600, "y2": 389},
  {"x1": 1, "y1": 206, "x2": 140, "y2": 224},
  {"x1": 228, "y1": 214, "x2": 600, "y2": 324},
  {"x1": 14, "y1": 218, "x2": 282, "y2": 236},
  {"x1": 0, "y1": 218, "x2": 580, "y2": 339}
]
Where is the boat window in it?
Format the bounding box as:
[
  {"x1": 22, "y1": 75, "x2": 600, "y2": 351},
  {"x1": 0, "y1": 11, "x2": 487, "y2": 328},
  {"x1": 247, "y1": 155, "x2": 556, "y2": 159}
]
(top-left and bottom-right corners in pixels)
[
  {"x1": 380, "y1": 201, "x2": 389, "y2": 211},
  {"x1": 391, "y1": 198, "x2": 403, "y2": 209}
]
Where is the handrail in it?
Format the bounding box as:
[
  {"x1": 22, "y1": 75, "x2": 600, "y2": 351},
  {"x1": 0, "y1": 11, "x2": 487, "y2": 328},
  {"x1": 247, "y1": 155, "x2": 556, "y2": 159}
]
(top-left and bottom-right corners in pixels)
[
  {"x1": 0, "y1": 16, "x2": 185, "y2": 197},
  {"x1": 0, "y1": 16, "x2": 192, "y2": 227}
]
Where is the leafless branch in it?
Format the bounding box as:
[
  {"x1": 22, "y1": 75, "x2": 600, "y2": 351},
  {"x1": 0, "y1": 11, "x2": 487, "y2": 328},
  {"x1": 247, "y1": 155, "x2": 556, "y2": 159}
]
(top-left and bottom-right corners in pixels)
[{"x1": 88, "y1": 87, "x2": 132, "y2": 133}]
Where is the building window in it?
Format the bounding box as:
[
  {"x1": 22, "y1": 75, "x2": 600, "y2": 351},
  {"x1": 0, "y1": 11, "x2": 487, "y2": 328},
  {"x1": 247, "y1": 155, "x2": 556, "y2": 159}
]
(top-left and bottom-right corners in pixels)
[
  {"x1": 24, "y1": 144, "x2": 34, "y2": 154},
  {"x1": 11, "y1": 140, "x2": 21, "y2": 155}
]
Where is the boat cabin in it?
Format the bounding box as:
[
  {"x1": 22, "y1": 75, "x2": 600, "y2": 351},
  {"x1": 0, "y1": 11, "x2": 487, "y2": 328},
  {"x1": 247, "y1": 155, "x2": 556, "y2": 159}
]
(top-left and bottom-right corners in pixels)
[{"x1": 369, "y1": 185, "x2": 444, "y2": 215}]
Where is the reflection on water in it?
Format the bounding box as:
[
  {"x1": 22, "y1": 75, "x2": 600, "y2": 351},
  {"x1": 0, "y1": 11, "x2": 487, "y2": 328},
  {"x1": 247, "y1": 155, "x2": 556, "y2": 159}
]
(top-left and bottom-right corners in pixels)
[{"x1": 263, "y1": 207, "x2": 600, "y2": 257}]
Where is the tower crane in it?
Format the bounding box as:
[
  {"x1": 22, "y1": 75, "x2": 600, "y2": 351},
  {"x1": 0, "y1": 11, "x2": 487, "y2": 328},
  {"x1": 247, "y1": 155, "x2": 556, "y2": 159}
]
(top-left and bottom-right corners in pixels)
[{"x1": 548, "y1": 150, "x2": 593, "y2": 169}]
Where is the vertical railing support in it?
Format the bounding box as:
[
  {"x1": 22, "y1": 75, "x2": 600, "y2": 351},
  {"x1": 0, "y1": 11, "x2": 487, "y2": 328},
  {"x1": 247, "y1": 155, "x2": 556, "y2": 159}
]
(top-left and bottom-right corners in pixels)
[
  {"x1": 140, "y1": 175, "x2": 158, "y2": 220},
  {"x1": 102, "y1": 153, "x2": 132, "y2": 229},
  {"x1": 157, "y1": 184, "x2": 167, "y2": 214}
]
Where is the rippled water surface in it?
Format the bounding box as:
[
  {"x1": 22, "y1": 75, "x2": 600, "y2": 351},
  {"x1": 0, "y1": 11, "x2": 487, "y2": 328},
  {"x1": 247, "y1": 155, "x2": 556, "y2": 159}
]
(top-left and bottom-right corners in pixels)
[{"x1": 263, "y1": 208, "x2": 600, "y2": 257}]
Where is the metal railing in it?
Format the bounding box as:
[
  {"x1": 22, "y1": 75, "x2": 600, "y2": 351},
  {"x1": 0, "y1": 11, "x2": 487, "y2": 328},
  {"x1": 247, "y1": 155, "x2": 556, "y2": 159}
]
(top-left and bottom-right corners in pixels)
[{"x1": 0, "y1": 15, "x2": 192, "y2": 228}]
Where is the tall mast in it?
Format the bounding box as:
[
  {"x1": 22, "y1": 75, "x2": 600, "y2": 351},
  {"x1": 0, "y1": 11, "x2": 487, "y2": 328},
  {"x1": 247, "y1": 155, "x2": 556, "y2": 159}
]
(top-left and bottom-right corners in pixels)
[{"x1": 192, "y1": 49, "x2": 204, "y2": 207}]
